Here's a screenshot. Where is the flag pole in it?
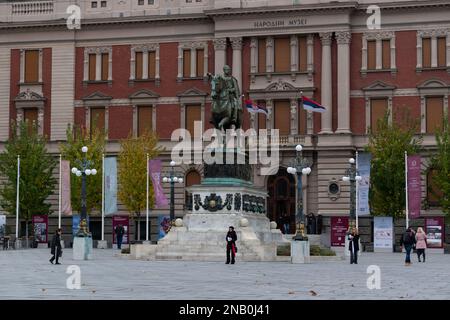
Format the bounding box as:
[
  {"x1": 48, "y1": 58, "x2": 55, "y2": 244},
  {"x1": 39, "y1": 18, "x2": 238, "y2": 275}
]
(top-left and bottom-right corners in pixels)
[
  {"x1": 15, "y1": 155, "x2": 20, "y2": 239},
  {"x1": 146, "y1": 153, "x2": 149, "y2": 242},
  {"x1": 405, "y1": 151, "x2": 409, "y2": 229},
  {"x1": 58, "y1": 154, "x2": 62, "y2": 229},
  {"x1": 356, "y1": 151, "x2": 359, "y2": 230},
  {"x1": 101, "y1": 154, "x2": 105, "y2": 242}
]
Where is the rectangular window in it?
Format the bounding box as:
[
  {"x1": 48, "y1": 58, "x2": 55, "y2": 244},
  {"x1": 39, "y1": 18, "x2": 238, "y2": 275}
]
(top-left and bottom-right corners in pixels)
[
  {"x1": 138, "y1": 106, "x2": 152, "y2": 137},
  {"x1": 382, "y1": 39, "x2": 391, "y2": 69},
  {"x1": 148, "y1": 0, "x2": 154, "y2": 4},
  {"x1": 258, "y1": 38, "x2": 266, "y2": 73},
  {"x1": 426, "y1": 97, "x2": 444, "y2": 134},
  {"x1": 422, "y1": 38, "x2": 431, "y2": 68},
  {"x1": 370, "y1": 99, "x2": 388, "y2": 133},
  {"x1": 185, "y1": 105, "x2": 201, "y2": 137},
  {"x1": 135, "y1": 52, "x2": 143, "y2": 80},
  {"x1": 367, "y1": 40, "x2": 376, "y2": 70},
  {"x1": 148, "y1": 51, "x2": 156, "y2": 79},
  {"x1": 91, "y1": 1, "x2": 97, "y2": 8},
  {"x1": 90, "y1": 107, "x2": 106, "y2": 134},
  {"x1": 138, "y1": 0, "x2": 144, "y2": 4},
  {"x1": 298, "y1": 36, "x2": 307, "y2": 72},
  {"x1": 101, "y1": 53, "x2": 109, "y2": 81},
  {"x1": 88, "y1": 53, "x2": 96, "y2": 81},
  {"x1": 183, "y1": 50, "x2": 191, "y2": 78},
  {"x1": 438, "y1": 37, "x2": 446, "y2": 67},
  {"x1": 24, "y1": 108, "x2": 38, "y2": 135},
  {"x1": 25, "y1": 50, "x2": 39, "y2": 83},
  {"x1": 274, "y1": 100, "x2": 290, "y2": 136},
  {"x1": 101, "y1": 1, "x2": 107, "y2": 7},
  {"x1": 274, "y1": 38, "x2": 290, "y2": 72},
  {"x1": 298, "y1": 106, "x2": 307, "y2": 135},
  {"x1": 196, "y1": 49, "x2": 204, "y2": 77}
]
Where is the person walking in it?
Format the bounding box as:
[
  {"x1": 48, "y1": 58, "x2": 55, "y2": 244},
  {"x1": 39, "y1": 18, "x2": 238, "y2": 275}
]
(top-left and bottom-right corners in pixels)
[
  {"x1": 400, "y1": 227, "x2": 416, "y2": 266},
  {"x1": 282, "y1": 212, "x2": 290, "y2": 235},
  {"x1": 115, "y1": 224, "x2": 125, "y2": 249},
  {"x1": 347, "y1": 227, "x2": 360, "y2": 264},
  {"x1": 415, "y1": 227, "x2": 427, "y2": 262},
  {"x1": 226, "y1": 226, "x2": 237, "y2": 264},
  {"x1": 49, "y1": 229, "x2": 62, "y2": 265}
]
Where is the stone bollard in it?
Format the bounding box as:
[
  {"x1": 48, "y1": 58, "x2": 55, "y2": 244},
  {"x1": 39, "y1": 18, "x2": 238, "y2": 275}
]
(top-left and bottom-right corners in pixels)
[{"x1": 291, "y1": 239, "x2": 310, "y2": 264}]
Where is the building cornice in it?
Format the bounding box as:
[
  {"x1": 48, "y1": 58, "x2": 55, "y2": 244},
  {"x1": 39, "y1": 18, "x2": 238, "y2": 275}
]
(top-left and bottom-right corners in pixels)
[{"x1": 355, "y1": 0, "x2": 450, "y2": 11}]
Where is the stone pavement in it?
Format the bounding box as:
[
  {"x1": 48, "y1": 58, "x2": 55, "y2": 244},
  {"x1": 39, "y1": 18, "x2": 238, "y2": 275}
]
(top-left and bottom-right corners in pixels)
[{"x1": 1, "y1": 248, "x2": 449, "y2": 300}]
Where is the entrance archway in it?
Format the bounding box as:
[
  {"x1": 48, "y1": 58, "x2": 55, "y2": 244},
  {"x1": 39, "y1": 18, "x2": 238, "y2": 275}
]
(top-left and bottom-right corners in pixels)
[{"x1": 267, "y1": 168, "x2": 296, "y2": 234}]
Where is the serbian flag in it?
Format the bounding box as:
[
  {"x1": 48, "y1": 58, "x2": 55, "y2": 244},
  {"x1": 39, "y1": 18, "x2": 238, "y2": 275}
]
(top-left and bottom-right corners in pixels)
[
  {"x1": 301, "y1": 96, "x2": 326, "y2": 113},
  {"x1": 245, "y1": 99, "x2": 268, "y2": 115}
]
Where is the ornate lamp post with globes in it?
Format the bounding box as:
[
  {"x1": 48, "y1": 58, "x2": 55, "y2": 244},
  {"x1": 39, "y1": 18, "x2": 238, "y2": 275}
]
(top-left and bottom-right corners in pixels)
[
  {"x1": 342, "y1": 157, "x2": 362, "y2": 229},
  {"x1": 71, "y1": 146, "x2": 98, "y2": 236},
  {"x1": 162, "y1": 160, "x2": 183, "y2": 222},
  {"x1": 287, "y1": 144, "x2": 312, "y2": 241}
]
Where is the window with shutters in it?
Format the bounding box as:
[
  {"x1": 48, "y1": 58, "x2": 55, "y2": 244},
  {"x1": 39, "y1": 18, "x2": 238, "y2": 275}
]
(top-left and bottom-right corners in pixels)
[
  {"x1": 382, "y1": 40, "x2": 391, "y2": 69},
  {"x1": 148, "y1": 51, "x2": 156, "y2": 78},
  {"x1": 84, "y1": 47, "x2": 112, "y2": 82},
  {"x1": 274, "y1": 100, "x2": 290, "y2": 136},
  {"x1": 362, "y1": 33, "x2": 396, "y2": 73},
  {"x1": 88, "y1": 54, "x2": 96, "y2": 81},
  {"x1": 24, "y1": 50, "x2": 39, "y2": 83},
  {"x1": 137, "y1": 106, "x2": 152, "y2": 136},
  {"x1": 417, "y1": 30, "x2": 448, "y2": 70},
  {"x1": 422, "y1": 38, "x2": 432, "y2": 68},
  {"x1": 437, "y1": 37, "x2": 446, "y2": 67},
  {"x1": 427, "y1": 169, "x2": 443, "y2": 207},
  {"x1": 185, "y1": 105, "x2": 201, "y2": 137},
  {"x1": 134, "y1": 50, "x2": 156, "y2": 80},
  {"x1": 426, "y1": 97, "x2": 444, "y2": 134},
  {"x1": 274, "y1": 38, "x2": 290, "y2": 72},
  {"x1": 367, "y1": 40, "x2": 376, "y2": 70},
  {"x1": 258, "y1": 38, "x2": 266, "y2": 73},
  {"x1": 135, "y1": 52, "x2": 143, "y2": 80},
  {"x1": 178, "y1": 43, "x2": 208, "y2": 80},
  {"x1": 101, "y1": 53, "x2": 109, "y2": 81},
  {"x1": 183, "y1": 50, "x2": 191, "y2": 78},
  {"x1": 23, "y1": 108, "x2": 38, "y2": 135},
  {"x1": 90, "y1": 107, "x2": 106, "y2": 135},
  {"x1": 370, "y1": 99, "x2": 388, "y2": 133},
  {"x1": 196, "y1": 49, "x2": 204, "y2": 77},
  {"x1": 298, "y1": 36, "x2": 307, "y2": 72}
]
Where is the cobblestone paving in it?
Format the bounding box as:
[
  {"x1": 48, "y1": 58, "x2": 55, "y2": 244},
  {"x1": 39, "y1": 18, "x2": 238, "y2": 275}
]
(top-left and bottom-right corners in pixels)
[{"x1": 1, "y1": 249, "x2": 449, "y2": 299}]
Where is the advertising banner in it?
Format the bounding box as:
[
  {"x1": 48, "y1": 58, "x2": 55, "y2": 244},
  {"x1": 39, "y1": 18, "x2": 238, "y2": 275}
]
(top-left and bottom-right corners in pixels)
[
  {"x1": 158, "y1": 215, "x2": 171, "y2": 240},
  {"x1": 32, "y1": 215, "x2": 48, "y2": 243},
  {"x1": 0, "y1": 215, "x2": 6, "y2": 239},
  {"x1": 407, "y1": 155, "x2": 421, "y2": 219},
  {"x1": 374, "y1": 216, "x2": 393, "y2": 251},
  {"x1": 104, "y1": 157, "x2": 118, "y2": 215},
  {"x1": 331, "y1": 216, "x2": 348, "y2": 247},
  {"x1": 60, "y1": 160, "x2": 72, "y2": 215},
  {"x1": 112, "y1": 215, "x2": 129, "y2": 244},
  {"x1": 72, "y1": 215, "x2": 90, "y2": 237},
  {"x1": 149, "y1": 159, "x2": 169, "y2": 208},
  {"x1": 425, "y1": 217, "x2": 444, "y2": 248},
  {"x1": 357, "y1": 152, "x2": 371, "y2": 216}
]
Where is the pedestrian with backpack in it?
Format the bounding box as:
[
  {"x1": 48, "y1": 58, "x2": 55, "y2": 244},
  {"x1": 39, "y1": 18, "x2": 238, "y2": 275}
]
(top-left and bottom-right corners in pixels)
[{"x1": 400, "y1": 227, "x2": 416, "y2": 266}]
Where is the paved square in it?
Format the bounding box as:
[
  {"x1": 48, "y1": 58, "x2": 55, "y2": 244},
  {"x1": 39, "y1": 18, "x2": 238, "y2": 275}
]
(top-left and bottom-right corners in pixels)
[{"x1": 1, "y1": 249, "x2": 449, "y2": 299}]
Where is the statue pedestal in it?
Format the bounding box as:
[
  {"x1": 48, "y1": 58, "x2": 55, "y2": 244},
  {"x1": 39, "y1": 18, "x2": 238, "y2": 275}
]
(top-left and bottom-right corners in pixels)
[
  {"x1": 291, "y1": 240, "x2": 310, "y2": 264},
  {"x1": 73, "y1": 237, "x2": 93, "y2": 260}
]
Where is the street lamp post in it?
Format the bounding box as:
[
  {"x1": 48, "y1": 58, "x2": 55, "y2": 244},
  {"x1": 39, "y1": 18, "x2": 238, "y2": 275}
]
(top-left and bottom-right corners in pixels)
[
  {"x1": 71, "y1": 146, "x2": 98, "y2": 236},
  {"x1": 162, "y1": 161, "x2": 183, "y2": 222},
  {"x1": 287, "y1": 145, "x2": 312, "y2": 241},
  {"x1": 342, "y1": 157, "x2": 362, "y2": 229}
]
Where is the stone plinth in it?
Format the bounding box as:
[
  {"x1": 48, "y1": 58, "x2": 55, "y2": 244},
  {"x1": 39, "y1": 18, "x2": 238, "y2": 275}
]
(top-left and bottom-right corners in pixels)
[
  {"x1": 73, "y1": 237, "x2": 93, "y2": 260},
  {"x1": 291, "y1": 240, "x2": 310, "y2": 264}
]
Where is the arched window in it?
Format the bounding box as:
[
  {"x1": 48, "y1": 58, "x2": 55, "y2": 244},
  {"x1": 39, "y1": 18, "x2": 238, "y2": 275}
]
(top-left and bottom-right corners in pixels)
[{"x1": 185, "y1": 170, "x2": 201, "y2": 210}]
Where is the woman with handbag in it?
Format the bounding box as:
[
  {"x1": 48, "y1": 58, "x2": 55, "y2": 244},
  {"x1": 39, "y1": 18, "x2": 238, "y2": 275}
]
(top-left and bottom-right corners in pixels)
[
  {"x1": 225, "y1": 226, "x2": 237, "y2": 264},
  {"x1": 49, "y1": 228, "x2": 63, "y2": 265},
  {"x1": 415, "y1": 227, "x2": 427, "y2": 262}
]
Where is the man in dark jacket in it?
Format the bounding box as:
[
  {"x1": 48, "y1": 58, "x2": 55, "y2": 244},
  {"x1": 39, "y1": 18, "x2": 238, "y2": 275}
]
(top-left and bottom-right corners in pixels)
[
  {"x1": 348, "y1": 227, "x2": 360, "y2": 264},
  {"x1": 226, "y1": 226, "x2": 238, "y2": 264},
  {"x1": 115, "y1": 224, "x2": 125, "y2": 249},
  {"x1": 400, "y1": 227, "x2": 416, "y2": 266},
  {"x1": 49, "y1": 228, "x2": 62, "y2": 265}
]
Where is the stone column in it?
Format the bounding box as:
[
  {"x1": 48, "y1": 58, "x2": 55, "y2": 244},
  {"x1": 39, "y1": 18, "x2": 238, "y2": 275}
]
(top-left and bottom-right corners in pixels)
[
  {"x1": 376, "y1": 39, "x2": 382, "y2": 70},
  {"x1": 214, "y1": 38, "x2": 227, "y2": 74},
  {"x1": 319, "y1": 32, "x2": 333, "y2": 133},
  {"x1": 95, "y1": 51, "x2": 101, "y2": 81},
  {"x1": 231, "y1": 37, "x2": 243, "y2": 90},
  {"x1": 190, "y1": 47, "x2": 197, "y2": 78},
  {"x1": 143, "y1": 50, "x2": 149, "y2": 79},
  {"x1": 336, "y1": 31, "x2": 352, "y2": 134},
  {"x1": 290, "y1": 98, "x2": 297, "y2": 135},
  {"x1": 431, "y1": 36, "x2": 438, "y2": 68}
]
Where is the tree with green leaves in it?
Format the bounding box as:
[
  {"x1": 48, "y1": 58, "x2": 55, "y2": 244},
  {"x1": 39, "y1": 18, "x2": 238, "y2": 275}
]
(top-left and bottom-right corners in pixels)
[
  {"x1": 118, "y1": 130, "x2": 162, "y2": 240},
  {"x1": 366, "y1": 110, "x2": 422, "y2": 218},
  {"x1": 59, "y1": 124, "x2": 106, "y2": 214},
  {"x1": 0, "y1": 121, "x2": 57, "y2": 240},
  {"x1": 427, "y1": 117, "x2": 450, "y2": 216}
]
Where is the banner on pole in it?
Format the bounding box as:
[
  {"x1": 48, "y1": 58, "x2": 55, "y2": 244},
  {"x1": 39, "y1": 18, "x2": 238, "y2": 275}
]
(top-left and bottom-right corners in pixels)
[
  {"x1": 32, "y1": 215, "x2": 48, "y2": 243},
  {"x1": 357, "y1": 152, "x2": 371, "y2": 216},
  {"x1": 61, "y1": 160, "x2": 72, "y2": 215},
  {"x1": 373, "y1": 216, "x2": 393, "y2": 251},
  {"x1": 104, "y1": 157, "x2": 118, "y2": 215},
  {"x1": 331, "y1": 217, "x2": 348, "y2": 247},
  {"x1": 149, "y1": 159, "x2": 169, "y2": 208},
  {"x1": 407, "y1": 155, "x2": 421, "y2": 219}
]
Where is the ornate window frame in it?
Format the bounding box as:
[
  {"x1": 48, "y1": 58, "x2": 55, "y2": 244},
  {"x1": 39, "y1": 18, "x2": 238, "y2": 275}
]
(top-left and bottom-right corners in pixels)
[
  {"x1": 416, "y1": 29, "x2": 450, "y2": 72},
  {"x1": 20, "y1": 48, "x2": 43, "y2": 84},
  {"x1": 129, "y1": 43, "x2": 160, "y2": 86},
  {"x1": 129, "y1": 89, "x2": 160, "y2": 137},
  {"x1": 82, "y1": 91, "x2": 112, "y2": 137},
  {"x1": 83, "y1": 46, "x2": 113, "y2": 85},
  {"x1": 14, "y1": 89, "x2": 45, "y2": 136},
  {"x1": 417, "y1": 79, "x2": 450, "y2": 134},
  {"x1": 361, "y1": 31, "x2": 396, "y2": 75},
  {"x1": 177, "y1": 87, "x2": 208, "y2": 139},
  {"x1": 362, "y1": 81, "x2": 396, "y2": 134},
  {"x1": 177, "y1": 41, "x2": 208, "y2": 82}
]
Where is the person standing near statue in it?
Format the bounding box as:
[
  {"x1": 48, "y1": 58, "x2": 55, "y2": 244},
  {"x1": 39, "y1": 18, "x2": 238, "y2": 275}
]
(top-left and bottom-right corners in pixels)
[
  {"x1": 115, "y1": 224, "x2": 125, "y2": 249},
  {"x1": 225, "y1": 226, "x2": 238, "y2": 264}
]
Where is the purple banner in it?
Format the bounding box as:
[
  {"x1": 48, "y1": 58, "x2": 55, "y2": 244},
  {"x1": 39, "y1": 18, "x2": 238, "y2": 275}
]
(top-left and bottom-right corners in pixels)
[
  {"x1": 407, "y1": 155, "x2": 421, "y2": 219},
  {"x1": 149, "y1": 159, "x2": 169, "y2": 208}
]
